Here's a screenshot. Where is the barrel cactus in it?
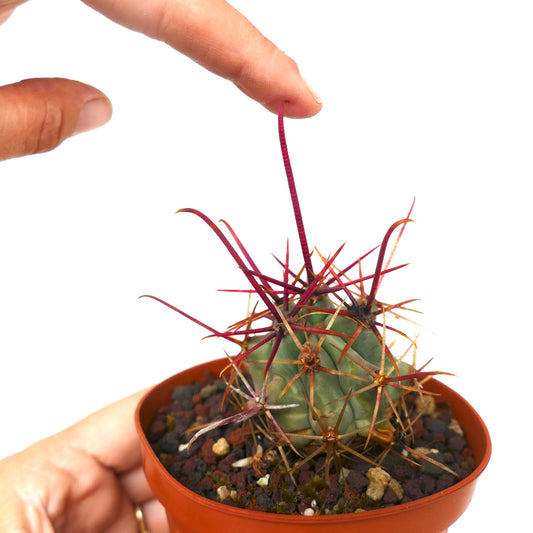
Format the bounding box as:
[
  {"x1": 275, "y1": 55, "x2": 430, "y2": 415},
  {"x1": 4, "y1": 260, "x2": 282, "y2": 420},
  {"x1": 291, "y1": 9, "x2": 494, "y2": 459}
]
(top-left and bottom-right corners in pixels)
[
  {"x1": 245, "y1": 296, "x2": 414, "y2": 449},
  {"x1": 143, "y1": 110, "x2": 446, "y2": 473}
]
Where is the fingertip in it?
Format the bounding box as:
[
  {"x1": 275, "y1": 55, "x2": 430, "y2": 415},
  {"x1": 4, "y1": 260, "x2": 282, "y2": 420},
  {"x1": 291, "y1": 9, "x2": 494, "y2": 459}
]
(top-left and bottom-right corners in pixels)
[
  {"x1": 0, "y1": 78, "x2": 112, "y2": 161},
  {"x1": 257, "y1": 52, "x2": 323, "y2": 119},
  {"x1": 263, "y1": 84, "x2": 323, "y2": 119},
  {"x1": 278, "y1": 96, "x2": 323, "y2": 119},
  {"x1": 241, "y1": 57, "x2": 323, "y2": 118},
  {"x1": 302, "y1": 78, "x2": 323, "y2": 108},
  {"x1": 73, "y1": 97, "x2": 113, "y2": 136}
]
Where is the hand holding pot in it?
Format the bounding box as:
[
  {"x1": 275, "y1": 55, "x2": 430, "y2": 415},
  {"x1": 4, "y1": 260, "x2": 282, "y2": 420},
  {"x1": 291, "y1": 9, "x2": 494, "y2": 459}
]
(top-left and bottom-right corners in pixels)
[
  {"x1": 0, "y1": 390, "x2": 169, "y2": 533},
  {"x1": 0, "y1": 0, "x2": 322, "y2": 161}
]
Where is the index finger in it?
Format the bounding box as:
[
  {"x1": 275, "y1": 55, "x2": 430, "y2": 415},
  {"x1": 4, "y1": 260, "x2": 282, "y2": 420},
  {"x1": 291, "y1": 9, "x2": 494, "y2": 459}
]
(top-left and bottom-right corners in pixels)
[{"x1": 82, "y1": 0, "x2": 322, "y2": 118}]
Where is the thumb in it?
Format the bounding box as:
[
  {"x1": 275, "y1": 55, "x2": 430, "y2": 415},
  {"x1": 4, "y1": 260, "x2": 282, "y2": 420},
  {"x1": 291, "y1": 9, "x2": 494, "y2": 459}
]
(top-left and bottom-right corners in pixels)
[{"x1": 0, "y1": 78, "x2": 112, "y2": 161}]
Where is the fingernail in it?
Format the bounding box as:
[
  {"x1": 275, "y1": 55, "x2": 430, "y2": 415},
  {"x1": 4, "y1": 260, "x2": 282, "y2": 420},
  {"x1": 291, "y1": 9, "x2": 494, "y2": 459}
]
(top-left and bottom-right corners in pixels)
[
  {"x1": 74, "y1": 97, "x2": 113, "y2": 135},
  {"x1": 303, "y1": 78, "x2": 323, "y2": 105}
]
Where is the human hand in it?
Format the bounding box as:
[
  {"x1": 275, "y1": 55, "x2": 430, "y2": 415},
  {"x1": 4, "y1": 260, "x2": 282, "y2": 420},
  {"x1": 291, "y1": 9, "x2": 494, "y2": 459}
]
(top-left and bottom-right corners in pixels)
[
  {"x1": 0, "y1": 390, "x2": 169, "y2": 533},
  {"x1": 0, "y1": 0, "x2": 322, "y2": 161}
]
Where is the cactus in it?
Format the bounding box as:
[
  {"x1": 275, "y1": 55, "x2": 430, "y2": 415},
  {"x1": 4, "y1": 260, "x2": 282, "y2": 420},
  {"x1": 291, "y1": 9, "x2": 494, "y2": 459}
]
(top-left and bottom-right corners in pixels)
[
  {"x1": 244, "y1": 296, "x2": 414, "y2": 449},
  {"x1": 142, "y1": 110, "x2": 447, "y2": 474}
]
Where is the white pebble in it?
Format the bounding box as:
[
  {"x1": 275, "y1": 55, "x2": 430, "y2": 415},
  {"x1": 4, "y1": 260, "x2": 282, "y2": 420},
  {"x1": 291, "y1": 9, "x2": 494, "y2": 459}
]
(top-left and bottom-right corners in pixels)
[
  {"x1": 448, "y1": 418, "x2": 464, "y2": 436},
  {"x1": 217, "y1": 485, "x2": 230, "y2": 501},
  {"x1": 212, "y1": 437, "x2": 230, "y2": 456},
  {"x1": 415, "y1": 446, "x2": 439, "y2": 455},
  {"x1": 231, "y1": 457, "x2": 252, "y2": 468},
  {"x1": 303, "y1": 508, "x2": 315, "y2": 516},
  {"x1": 256, "y1": 474, "x2": 270, "y2": 487},
  {"x1": 415, "y1": 395, "x2": 436, "y2": 415},
  {"x1": 366, "y1": 467, "x2": 391, "y2": 501}
]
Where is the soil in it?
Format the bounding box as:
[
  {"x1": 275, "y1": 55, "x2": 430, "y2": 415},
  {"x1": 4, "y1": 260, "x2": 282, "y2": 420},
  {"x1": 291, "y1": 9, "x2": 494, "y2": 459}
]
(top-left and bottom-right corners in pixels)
[{"x1": 146, "y1": 369, "x2": 476, "y2": 515}]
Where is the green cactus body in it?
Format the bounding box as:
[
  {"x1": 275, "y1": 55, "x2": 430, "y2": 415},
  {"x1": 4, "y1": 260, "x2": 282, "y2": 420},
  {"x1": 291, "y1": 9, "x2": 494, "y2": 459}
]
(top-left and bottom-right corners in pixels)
[{"x1": 245, "y1": 297, "x2": 411, "y2": 448}]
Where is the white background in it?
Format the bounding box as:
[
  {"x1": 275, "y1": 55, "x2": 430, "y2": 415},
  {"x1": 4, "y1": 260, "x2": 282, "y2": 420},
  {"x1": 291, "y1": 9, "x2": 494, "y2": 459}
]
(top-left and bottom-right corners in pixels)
[{"x1": 1, "y1": 1, "x2": 531, "y2": 531}]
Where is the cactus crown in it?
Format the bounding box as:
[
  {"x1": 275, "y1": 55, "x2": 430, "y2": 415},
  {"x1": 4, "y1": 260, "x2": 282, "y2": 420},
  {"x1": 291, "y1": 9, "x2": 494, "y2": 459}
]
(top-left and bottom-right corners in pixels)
[{"x1": 143, "y1": 110, "x2": 448, "y2": 477}]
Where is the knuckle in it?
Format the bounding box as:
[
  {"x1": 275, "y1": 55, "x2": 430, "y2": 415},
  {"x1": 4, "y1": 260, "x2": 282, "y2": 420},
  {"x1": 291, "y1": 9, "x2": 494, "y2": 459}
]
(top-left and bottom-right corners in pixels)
[
  {"x1": 152, "y1": 1, "x2": 173, "y2": 41},
  {"x1": 28, "y1": 101, "x2": 66, "y2": 155}
]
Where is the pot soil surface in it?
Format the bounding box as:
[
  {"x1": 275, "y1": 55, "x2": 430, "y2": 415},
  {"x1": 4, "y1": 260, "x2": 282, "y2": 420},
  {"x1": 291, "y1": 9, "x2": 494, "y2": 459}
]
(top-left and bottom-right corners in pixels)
[{"x1": 145, "y1": 369, "x2": 476, "y2": 516}]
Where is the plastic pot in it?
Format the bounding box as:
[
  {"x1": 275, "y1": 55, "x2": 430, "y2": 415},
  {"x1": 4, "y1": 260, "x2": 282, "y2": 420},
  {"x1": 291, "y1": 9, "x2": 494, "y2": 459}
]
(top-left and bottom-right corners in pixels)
[{"x1": 135, "y1": 358, "x2": 491, "y2": 533}]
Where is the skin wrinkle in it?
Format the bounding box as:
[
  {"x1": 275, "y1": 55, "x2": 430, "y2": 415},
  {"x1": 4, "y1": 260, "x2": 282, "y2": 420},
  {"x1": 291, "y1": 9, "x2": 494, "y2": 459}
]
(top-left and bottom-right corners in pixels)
[
  {"x1": 54, "y1": 441, "x2": 133, "y2": 530},
  {"x1": 118, "y1": 465, "x2": 155, "y2": 503},
  {"x1": 201, "y1": 14, "x2": 281, "y2": 89},
  {"x1": 6, "y1": 457, "x2": 57, "y2": 532},
  {"x1": 223, "y1": 26, "x2": 268, "y2": 88},
  {"x1": 23, "y1": 444, "x2": 78, "y2": 528},
  {"x1": 152, "y1": 0, "x2": 187, "y2": 45},
  {"x1": 53, "y1": 452, "x2": 132, "y2": 532},
  {"x1": 33, "y1": 98, "x2": 64, "y2": 155},
  {"x1": 18, "y1": 490, "x2": 54, "y2": 533}
]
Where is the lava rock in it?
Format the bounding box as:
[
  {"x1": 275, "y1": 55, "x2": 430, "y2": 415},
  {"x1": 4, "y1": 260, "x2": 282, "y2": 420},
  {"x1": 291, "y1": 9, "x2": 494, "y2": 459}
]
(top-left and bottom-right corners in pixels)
[
  {"x1": 448, "y1": 435, "x2": 467, "y2": 452},
  {"x1": 347, "y1": 470, "x2": 369, "y2": 493},
  {"x1": 159, "y1": 429, "x2": 182, "y2": 453},
  {"x1": 403, "y1": 479, "x2": 424, "y2": 500},
  {"x1": 171, "y1": 383, "x2": 199, "y2": 410},
  {"x1": 424, "y1": 418, "x2": 448, "y2": 435}
]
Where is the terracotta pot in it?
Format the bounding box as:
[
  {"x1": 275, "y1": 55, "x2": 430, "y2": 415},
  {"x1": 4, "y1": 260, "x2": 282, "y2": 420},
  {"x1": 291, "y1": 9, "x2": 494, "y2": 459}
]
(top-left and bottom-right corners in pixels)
[{"x1": 135, "y1": 358, "x2": 491, "y2": 533}]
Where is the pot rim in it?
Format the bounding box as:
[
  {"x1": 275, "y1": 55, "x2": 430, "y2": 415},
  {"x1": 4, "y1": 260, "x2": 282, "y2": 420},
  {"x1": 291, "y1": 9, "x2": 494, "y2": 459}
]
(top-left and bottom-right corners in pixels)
[{"x1": 135, "y1": 358, "x2": 491, "y2": 523}]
